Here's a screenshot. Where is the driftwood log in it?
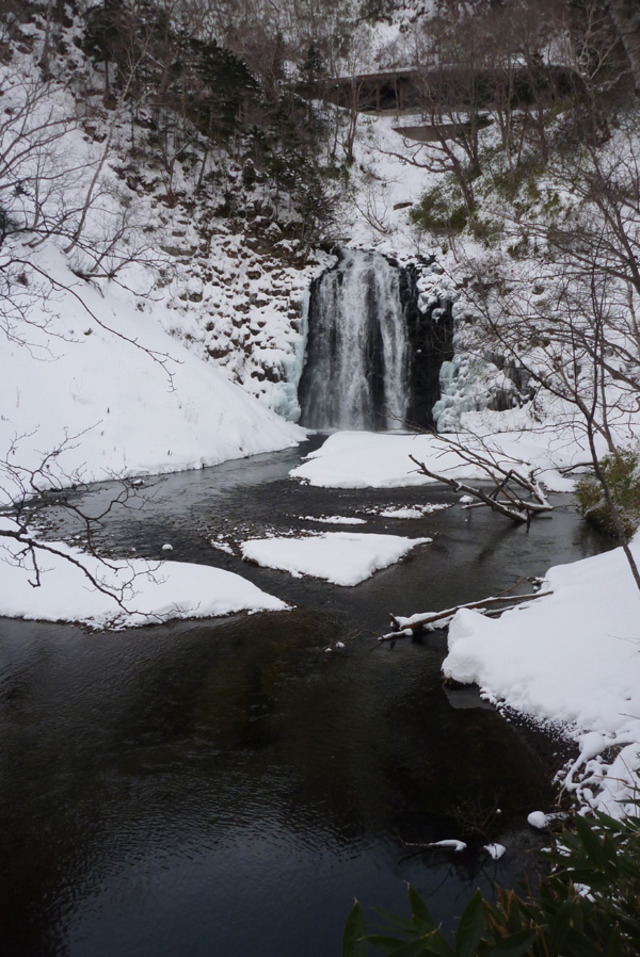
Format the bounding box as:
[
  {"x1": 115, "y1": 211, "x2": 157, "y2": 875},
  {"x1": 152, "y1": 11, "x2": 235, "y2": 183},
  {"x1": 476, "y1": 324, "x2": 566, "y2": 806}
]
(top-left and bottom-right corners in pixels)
[{"x1": 380, "y1": 590, "x2": 551, "y2": 641}]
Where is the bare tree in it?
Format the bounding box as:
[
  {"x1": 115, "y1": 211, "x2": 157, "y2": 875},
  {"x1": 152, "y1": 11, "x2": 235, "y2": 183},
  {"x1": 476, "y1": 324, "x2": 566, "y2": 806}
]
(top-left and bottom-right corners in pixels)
[
  {"x1": 401, "y1": 0, "x2": 628, "y2": 209},
  {"x1": 0, "y1": 431, "x2": 158, "y2": 615},
  {"x1": 400, "y1": 7, "x2": 491, "y2": 215},
  {"x1": 454, "y1": 124, "x2": 640, "y2": 588},
  {"x1": 607, "y1": 0, "x2": 640, "y2": 97},
  {"x1": 0, "y1": 23, "x2": 176, "y2": 615}
]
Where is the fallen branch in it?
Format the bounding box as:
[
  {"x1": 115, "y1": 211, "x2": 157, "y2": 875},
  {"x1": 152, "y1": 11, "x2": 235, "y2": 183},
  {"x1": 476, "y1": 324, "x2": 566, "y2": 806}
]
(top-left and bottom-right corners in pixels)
[
  {"x1": 409, "y1": 440, "x2": 553, "y2": 526},
  {"x1": 380, "y1": 590, "x2": 552, "y2": 641}
]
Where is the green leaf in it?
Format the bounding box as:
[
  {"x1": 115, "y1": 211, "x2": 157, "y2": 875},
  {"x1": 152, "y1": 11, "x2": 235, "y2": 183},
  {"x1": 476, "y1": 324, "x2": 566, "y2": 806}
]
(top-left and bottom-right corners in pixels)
[
  {"x1": 484, "y1": 929, "x2": 538, "y2": 956},
  {"x1": 385, "y1": 935, "x2": 452, "y2": 957},
  {"x1": 374, "y1": 907, "x2": 419, "y2": 933},
  {"x1": 420, "y1": 934, "x2": 456, "y2": 957},
  {"x1": 593, "y1": 810, "x2": 625, "y2": 834},
  {"x1": 367, "y1": 934, "x2": 411, "y2": 956},
  {"x1": 573, "y1": 814, "x2": 615, "y2": 871},
  {"x1": 408, "y1": 885, "x2": 436, "y2": 935},
  {"x1": 544, "y1": 895, "x2": 574, "y2": 948},
  {"x1": 343, "y1": 900, "x2": 369, "y2": 957},
  {"x1": 455, "y1": 890, "x2": 486, "y2": 957},
  {"x1": 605, "y1": 924, "x2": 622, "y2": 957}
]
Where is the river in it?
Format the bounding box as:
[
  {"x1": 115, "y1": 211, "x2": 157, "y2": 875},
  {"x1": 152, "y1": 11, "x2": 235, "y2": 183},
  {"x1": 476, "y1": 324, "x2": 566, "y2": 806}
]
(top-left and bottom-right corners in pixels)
[{"x1": 0, "y1": 438, "x2": 605, "y2": 957}]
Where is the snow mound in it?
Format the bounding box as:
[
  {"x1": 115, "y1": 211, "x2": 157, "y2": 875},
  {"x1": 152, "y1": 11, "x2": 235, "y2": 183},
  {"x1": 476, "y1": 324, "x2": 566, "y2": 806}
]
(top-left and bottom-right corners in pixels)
[
  {"x1": 241, "y1": 531, "x2": 431, "y2": 586},
  {"x1": 443, "y1": 536, "x2": 640, "y2": 815},
  {"x1": 300, "y1": 514, "x2": 367, "y2": 525},
  {"x1": 427, "y1": 839, "x2": 467, "y2": 853},
  {"x1": 484, "y1": 843, "x2": 506, "y2": 860},
  {"x1": 375, "y1": 504, "x2": 450, "y2": 519},
  {"x1": 290, "y1": 430, "x2": 573, "y2": 490},
  {"x1": 0, "y1": 520, "x2": 287, "y2": 629},
  {"x1": 290, "y1": 432, "x2": 440, "y2": 488}
]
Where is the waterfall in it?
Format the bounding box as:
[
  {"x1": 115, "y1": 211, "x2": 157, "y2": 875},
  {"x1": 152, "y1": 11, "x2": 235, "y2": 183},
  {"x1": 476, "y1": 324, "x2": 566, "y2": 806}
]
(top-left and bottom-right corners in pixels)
[{"x1": 298, "y1": 249, "x2": 410, "y2": 430}]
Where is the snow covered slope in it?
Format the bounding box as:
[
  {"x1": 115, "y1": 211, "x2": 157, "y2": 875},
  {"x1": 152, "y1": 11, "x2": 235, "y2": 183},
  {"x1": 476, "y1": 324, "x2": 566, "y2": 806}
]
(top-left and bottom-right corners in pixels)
[
  {"x1": 0, "y1": 243, "x2": 305, "y2": 505},
  {"x1": 443, "y1": 536, "x2": 640, "y2": 818}
]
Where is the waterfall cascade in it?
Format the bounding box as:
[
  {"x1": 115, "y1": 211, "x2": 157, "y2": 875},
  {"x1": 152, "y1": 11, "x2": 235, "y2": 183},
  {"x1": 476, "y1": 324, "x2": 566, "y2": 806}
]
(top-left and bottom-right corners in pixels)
[
  {"x1": 298, "y1": 248, "x2": 453, "y2": 431},
  {"x1": 298, "y1": 249, "x2": 409, "y2": 430}
]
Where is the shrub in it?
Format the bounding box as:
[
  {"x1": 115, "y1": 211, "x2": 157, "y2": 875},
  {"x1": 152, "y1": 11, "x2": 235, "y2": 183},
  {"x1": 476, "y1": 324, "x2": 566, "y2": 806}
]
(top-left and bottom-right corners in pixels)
[
  {"x1": 410, "y1": 186, "x2": 468, "y2": 235},
  {"x1": 343, "y1": 808, "x2": 640, "y2": 956},
  {"x1": 575, "y1": 449, "x2": 640, "y2": 541}
]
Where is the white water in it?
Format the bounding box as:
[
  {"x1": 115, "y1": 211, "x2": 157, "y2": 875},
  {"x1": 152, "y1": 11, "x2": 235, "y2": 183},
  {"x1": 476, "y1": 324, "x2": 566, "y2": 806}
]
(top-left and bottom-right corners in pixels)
[{"x1": 299, "y1": 249, "x2": 410, "y2": 430}]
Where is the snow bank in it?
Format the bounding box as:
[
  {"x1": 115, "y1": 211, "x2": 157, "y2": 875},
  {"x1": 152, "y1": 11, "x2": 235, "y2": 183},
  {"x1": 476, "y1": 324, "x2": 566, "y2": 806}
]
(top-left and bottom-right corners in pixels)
[
  {"x1": 443, "y1": 537, "x2": 640, "y2": 815},
  {"x1": 0, "y1": 244, "x2": 305, "y2": 505},
  {"x1": 374, "y1": 504, "x2": 450, "y2": 519},
  {"x1": 290, "y1": 432, "x2": 440, "y2": 488},
  {"x1": 290, "y1": 430, "x2": 575, "y2": 490},
  {"x1": 300, "y1": 515, "x2": 368, "y2": 525},
  {"x1": 241, "y1": 531, "x2": 431, "y2": 586},
  {"x1": 0, "y1": 520, "x2": 286, "y2": 629}
]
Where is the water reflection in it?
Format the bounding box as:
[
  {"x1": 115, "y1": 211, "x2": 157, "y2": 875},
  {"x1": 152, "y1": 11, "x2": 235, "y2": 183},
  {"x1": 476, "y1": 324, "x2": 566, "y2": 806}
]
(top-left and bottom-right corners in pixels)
[
  {"x1": 0, "y1": 447, "x2": 607, "y2": 957},
  {"x1": 0, "y1": 610, "x2": 561, "y2": 957}
]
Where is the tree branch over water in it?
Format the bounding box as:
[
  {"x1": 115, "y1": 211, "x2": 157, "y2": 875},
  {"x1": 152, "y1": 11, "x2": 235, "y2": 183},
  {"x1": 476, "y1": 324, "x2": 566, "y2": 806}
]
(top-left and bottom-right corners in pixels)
[
  {"x1": 0, "y1": 434, "x2": 161, "y2": 616},
  {"x1": 381, "y1": 589, "x2": 552, "y2": 642},
  {"x1": 408, "y1": 432, "x2": 553, "y2": 526}
]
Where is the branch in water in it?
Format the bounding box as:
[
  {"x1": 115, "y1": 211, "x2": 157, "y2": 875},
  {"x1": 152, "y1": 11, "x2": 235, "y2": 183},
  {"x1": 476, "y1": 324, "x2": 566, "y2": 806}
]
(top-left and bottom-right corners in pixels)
[{"x1": 380, "y1": 590, "x2": 552, "y2": 641}]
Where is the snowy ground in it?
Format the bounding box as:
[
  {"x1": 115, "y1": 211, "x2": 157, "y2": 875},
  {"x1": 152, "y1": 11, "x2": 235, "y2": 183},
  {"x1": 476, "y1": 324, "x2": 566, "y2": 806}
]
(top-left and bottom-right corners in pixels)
[
  {"x1": 0, "y1": 243, "x2": 306, "y2": 507},
  {"x1": 0, "y1": 240, "x2": 312, "y2": 629},
  {"x1": 443, "y1": 538, "x2": 640, "y2": 819},
  {"x1": 0, "y1": 241, "x2": 309, "y2": 629},
  {"x1": 0, "y1": 519, "x2": 286, "y2": 629},
  {"x1": 241, "y1": 531, "x2": 431, "y2": 586},
  {"x1": 289, "y1": 427, "x2": 579, "y2": 491}
]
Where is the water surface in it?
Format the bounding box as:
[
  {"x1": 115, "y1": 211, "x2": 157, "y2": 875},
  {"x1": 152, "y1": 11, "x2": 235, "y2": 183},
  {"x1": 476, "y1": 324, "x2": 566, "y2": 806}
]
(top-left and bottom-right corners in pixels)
[{"x1": 0, "y1": 441, "x2": 605, "y2": 956}]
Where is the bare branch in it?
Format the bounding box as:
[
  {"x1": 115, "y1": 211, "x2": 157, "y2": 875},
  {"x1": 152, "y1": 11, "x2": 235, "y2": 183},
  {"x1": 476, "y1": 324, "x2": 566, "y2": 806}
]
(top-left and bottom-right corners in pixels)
[
  {"x1": 380, "y1": 590, "x2": 552, "y2": 641},
  {"x1": 407, "y1": 432, "x2": 552, "y2": 526}
]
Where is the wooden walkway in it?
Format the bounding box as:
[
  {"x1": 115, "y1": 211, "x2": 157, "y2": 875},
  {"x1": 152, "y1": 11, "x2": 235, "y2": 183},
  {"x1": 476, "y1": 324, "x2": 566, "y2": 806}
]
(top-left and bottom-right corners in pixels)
[{"x1": 319, "y1": 65, "x2": 579, "y2": 115}]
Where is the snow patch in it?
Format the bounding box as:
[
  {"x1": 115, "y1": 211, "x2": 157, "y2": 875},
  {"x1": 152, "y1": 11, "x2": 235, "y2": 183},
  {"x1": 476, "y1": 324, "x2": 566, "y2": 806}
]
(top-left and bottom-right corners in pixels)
[
  {"x1": 290, "y1": 430, "x2": 574, "y2": 491},
  {"x1": 300, "y1": 514, "x2": 367, "y2": 525},
  {"x1": 444, "y1": 535, "x2": 640, "y2": 816},
  {"x1": 427, "y1": 839, "x2": 467, "y2": 852},
  {"x1": 240, "y1": 531, "x2": 430, "y2": 586},
  {"x1": 483, "y1": 843, "x2": 506, "y2": 860},
  {"x1": 0, "y1": 519, "x2": 287, "y2": 629},
  {"x1": 0, "y1": 244, "x2": 305, "y2": 506}
]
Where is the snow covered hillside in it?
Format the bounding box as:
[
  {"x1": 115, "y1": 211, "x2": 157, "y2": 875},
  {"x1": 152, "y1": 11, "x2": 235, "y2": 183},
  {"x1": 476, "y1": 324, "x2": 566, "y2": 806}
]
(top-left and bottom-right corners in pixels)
[
  {"x1": 0, "y1": 2, "x2": 328, "y2": 503},
  {"x1": 0, "y1": 1, "x2": 463, "y2": 507},
  {"x1": 0, "y1": 242, "x2": 306, "y2": 505},
  {"x1": 4, "y1": 1, "x2": 640, "y2": 461}
]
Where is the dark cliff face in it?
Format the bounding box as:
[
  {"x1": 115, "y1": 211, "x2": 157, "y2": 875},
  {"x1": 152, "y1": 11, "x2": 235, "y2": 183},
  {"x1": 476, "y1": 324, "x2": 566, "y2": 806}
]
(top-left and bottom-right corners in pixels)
[
  {"x1": 363, "y1": 277, "x2": 387, "y2": 426},
  {"x1": 400, "y1": 263, "x2": 454, "y2": 431},
  {"x1": 298, "y1": 249, "x2": 453, "y2": 432}
]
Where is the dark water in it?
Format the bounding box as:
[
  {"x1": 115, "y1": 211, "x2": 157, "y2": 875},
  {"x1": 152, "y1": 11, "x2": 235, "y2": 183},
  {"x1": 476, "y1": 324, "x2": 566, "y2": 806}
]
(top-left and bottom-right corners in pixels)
[{"x1": 0, "y1": 440, "x2": 605, "y2": 957}]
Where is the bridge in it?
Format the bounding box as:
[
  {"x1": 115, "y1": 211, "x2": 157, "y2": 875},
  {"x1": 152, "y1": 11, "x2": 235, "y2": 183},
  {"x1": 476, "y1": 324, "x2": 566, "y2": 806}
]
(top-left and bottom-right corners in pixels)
[{"x1": 317, "y1": 64, "x2": 579, "y2": 117}]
